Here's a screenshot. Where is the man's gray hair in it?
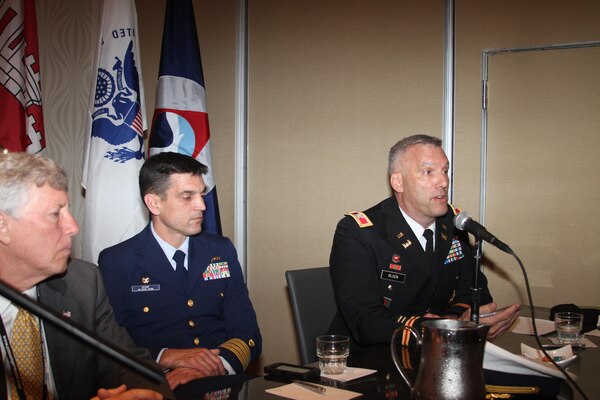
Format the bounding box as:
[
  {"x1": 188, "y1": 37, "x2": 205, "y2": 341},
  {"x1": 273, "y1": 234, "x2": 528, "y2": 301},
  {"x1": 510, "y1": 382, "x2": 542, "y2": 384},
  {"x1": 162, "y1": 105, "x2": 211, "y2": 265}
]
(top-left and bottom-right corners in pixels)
[
  {"x1": 0, "y1": 152, "x2": 68, "y2": 217},
  {"x1": 388, "y1": 134, "x2": 443, "y2": 175}
]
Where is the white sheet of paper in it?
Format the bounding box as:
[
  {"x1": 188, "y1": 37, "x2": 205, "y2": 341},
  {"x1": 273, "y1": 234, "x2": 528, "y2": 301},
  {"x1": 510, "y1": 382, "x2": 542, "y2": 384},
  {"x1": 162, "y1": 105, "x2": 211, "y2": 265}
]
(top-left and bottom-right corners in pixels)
[
  {"x1": 266, "y1": 383, "x2": 362, "y2": 400},
  {"x1": 584, "y1": 328, "x2": 600, "y2": 337},
  {"x1": 509, "y1": 316, "x2": 555, "y2": 335},
  {"x1": 483, "y1": 341, "x2": 575, "y2": 380},
  {"x1": 321, "y1": 367, "x2": 377, "y2": 382}
]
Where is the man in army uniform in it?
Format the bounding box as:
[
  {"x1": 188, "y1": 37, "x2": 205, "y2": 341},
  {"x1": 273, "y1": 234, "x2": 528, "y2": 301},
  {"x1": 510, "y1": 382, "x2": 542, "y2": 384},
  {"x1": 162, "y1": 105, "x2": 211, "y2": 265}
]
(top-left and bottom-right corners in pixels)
[
  {"x1": 328, "y1": 134, "x2": 519, "y2": 347},
  {"x1": 99, "y1": 152, "x2": 261, "y2": 389}
]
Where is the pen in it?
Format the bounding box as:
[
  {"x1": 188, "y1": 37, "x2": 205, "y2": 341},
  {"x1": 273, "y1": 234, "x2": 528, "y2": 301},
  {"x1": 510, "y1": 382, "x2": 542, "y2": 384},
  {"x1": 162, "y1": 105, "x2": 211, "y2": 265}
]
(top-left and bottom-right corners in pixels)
[
  {"x1": 293, "y1": 380, "x2": 327, "y2": 395},
  {"x1": 480, "y1": 311, "x2": 497, "y2": 318}
]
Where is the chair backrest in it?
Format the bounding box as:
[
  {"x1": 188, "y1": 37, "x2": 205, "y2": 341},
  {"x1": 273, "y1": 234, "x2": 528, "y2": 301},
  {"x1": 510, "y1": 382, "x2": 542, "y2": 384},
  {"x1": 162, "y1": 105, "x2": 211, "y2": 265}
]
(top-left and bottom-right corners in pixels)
[{"x1": 285, "y1": 267, "x2": 337, "y2": 364}]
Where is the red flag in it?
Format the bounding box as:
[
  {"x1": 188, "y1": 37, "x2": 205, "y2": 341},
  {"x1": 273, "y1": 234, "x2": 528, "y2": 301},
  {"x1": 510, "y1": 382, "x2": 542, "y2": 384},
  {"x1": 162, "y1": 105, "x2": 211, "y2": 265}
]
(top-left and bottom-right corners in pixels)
[{"x1": 0, "y1": 0, "x2": 45, "y2": 153}]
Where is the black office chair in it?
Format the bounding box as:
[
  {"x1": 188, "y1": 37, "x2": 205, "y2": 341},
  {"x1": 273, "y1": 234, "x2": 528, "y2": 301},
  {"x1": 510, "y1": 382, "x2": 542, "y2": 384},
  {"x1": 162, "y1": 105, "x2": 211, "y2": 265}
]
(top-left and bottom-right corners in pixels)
[{"x1": 285, "y1": 267, "x2": 338, "y2": 364}]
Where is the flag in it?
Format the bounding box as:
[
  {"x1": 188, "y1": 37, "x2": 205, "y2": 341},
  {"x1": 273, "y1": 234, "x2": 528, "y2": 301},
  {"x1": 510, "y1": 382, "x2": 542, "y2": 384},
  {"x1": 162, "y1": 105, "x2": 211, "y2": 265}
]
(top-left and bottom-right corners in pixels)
[
  {"x1": 0, "y1": 0, "x2": 45, "y2": 154},
  {"x1": 149, "y1": 0, "x2": 222, "y2": 235},
  {"x1": 81, "y1": 0, "x2": 147, "y2": 263}
]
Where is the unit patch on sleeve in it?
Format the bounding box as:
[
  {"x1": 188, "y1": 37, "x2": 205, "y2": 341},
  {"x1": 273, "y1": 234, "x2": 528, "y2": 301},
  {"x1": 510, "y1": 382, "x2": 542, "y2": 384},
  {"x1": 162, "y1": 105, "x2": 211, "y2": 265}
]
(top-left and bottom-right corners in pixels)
[{"x1": 345, "y1": 211, "x2": 373, "y2": 228}]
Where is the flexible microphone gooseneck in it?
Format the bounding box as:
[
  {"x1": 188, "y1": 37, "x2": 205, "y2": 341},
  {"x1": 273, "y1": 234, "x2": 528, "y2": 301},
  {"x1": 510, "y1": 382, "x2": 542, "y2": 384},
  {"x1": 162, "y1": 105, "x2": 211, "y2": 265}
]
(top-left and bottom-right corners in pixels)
[
  {"x1": 453, "y1": 211, "x2": 589, "y2": 399},
  {"x1": 453, "y1": 212, "x2": 513, "y2": 254}
]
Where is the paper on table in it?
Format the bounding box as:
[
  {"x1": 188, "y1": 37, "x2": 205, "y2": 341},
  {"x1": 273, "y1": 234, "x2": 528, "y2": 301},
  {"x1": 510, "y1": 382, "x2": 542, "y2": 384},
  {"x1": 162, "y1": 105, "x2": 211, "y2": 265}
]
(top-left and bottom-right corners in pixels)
[
  {"x1": 520, "y1": 343, "x2": 577, "y2": 368},
  {"x1": 584, "y1": 328, "x2": 600, "y2": 337},
  {"x1": 483, "y1": 341, "x2": 575, "y2": 380},
  {"x1": 266, "y1": 383, "x2": 362, "y2": 400},
  {"x1": 321, "y1": 367, "x2": 377, "y2": 382},
  {"x1": 510, "y1": 316, "x2": 555, "y2": 335}
]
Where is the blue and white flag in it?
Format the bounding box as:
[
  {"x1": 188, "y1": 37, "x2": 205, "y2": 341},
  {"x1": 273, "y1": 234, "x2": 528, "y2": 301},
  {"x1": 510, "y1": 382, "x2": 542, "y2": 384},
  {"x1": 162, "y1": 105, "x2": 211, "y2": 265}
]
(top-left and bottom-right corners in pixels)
[
  {"x1": 149, "y1": 0, "x2": 222, "y2": 235},
  {"x1": 82, "y1": 0, "x2": 147, "y2": 263}
]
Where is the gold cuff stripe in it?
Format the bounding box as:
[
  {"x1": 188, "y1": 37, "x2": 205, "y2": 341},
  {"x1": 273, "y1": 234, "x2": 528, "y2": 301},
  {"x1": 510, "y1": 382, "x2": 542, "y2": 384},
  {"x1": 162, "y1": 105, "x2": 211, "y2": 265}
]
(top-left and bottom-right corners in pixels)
[
  {"x1": 401, "y1": 347, "x2": 412, "y2": 370},
  {"x1": 220, "y1": 338, "x2": 251, "y2": 369}
]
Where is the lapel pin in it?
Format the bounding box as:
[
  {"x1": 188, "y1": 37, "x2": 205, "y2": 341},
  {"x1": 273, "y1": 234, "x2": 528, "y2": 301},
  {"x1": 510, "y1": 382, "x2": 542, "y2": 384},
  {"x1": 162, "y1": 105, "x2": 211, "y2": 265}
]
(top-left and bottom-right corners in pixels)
[{"x1": 402, "y1": 240, "x2": 412, "y2": 249}]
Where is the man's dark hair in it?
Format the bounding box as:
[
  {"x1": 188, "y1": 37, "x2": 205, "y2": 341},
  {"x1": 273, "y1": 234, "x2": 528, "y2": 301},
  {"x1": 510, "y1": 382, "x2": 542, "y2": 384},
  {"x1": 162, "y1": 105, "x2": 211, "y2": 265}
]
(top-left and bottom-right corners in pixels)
[{"x1": 140, "y1": 152, "x2": 208, "y2": 199}]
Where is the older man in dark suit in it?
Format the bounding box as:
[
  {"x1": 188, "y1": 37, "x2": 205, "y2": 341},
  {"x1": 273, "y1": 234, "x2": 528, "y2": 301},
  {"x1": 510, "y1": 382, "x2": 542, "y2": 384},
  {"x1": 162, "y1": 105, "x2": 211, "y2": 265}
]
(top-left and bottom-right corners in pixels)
[{"x1": 0, "y1": 151, "x2": 171, "y2": 399}]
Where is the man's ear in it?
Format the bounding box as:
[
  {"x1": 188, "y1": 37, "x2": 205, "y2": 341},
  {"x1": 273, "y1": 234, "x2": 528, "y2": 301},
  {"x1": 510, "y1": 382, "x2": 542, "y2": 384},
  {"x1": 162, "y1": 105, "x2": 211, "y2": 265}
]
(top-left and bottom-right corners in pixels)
[
  {"x1": 390, "y1": 172, "x2": 403, "y2": 194},
  {"x1": 0, "y1": 213, "x2": 11, "y2": 244},
  {"x1": 144, "y1": 193, "x2": 161, "y2": 216}
]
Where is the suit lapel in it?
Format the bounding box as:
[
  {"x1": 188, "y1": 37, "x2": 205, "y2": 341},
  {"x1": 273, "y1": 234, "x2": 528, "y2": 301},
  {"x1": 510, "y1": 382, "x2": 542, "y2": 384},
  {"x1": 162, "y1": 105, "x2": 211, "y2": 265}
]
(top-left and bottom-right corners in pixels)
[
  {"x1": 38, "y1": 278, "x2": 75, "y2": 396},
  {"x1": 135, "y1": 226, "x2": 185, "y2": 294},
  {"x1": 430, "y1": 217, "x2": 453, "y2": 287},
  {"x1": 382, "y1": 200, "x2": 426, "y2": 270}
]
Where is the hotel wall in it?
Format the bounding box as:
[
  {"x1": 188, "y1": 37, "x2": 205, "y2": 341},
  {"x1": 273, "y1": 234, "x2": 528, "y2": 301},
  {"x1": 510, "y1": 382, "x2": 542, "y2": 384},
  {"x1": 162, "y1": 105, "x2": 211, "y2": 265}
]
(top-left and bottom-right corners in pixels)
[{"x1": 37, "y1": 0, "x2": 599, "y2": 369}]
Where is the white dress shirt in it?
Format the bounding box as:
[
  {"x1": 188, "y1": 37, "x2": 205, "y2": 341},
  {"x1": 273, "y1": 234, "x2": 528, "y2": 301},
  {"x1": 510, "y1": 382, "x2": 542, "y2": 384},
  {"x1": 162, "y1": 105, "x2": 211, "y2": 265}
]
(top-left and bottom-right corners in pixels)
[{"x1": 399, "y1": 207, "x2": 436, "y2": 251}]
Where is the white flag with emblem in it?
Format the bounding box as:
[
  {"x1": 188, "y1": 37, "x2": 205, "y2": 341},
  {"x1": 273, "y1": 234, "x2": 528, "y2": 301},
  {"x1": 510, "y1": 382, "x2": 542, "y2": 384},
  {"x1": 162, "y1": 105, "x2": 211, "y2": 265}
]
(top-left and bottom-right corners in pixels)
[{"x1": 81, "y1": 0, "x2": 147, "y2": 263}]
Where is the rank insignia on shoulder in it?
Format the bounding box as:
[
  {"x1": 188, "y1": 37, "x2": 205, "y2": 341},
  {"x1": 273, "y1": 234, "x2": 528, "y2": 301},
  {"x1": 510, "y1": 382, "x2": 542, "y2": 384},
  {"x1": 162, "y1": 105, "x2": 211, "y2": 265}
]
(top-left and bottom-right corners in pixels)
[
  {"x1": 449, "y1": 204, "x2": 462, "y2": 215},
  {"x1": 346, "y1": 211, "x2": 373, "y2": 228}
]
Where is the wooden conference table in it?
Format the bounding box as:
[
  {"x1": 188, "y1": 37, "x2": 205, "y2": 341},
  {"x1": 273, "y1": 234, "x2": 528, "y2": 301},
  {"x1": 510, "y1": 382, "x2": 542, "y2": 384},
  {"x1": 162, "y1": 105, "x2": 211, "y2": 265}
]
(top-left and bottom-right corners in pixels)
[{"x1": 174, "y1": 315, "x2": 599, "y2": 399}]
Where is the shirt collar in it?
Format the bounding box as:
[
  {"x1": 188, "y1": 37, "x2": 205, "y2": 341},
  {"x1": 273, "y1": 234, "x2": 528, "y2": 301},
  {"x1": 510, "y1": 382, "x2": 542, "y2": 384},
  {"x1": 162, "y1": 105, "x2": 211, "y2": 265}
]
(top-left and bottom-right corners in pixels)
[
  {"x1": 150, "y1": 222, "x2": 190, "y2": 267},
  {"x1": 0, "y1": 286, "x2": 37, "y2": 314},
  {"x1": 399, "y1": 207, "x2": 435, "y2": 236}
]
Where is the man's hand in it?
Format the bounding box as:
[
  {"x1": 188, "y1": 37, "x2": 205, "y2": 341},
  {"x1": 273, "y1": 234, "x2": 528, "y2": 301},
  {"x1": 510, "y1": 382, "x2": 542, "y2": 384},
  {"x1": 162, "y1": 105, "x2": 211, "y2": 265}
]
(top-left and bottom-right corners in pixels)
[
  {"x1": 165, "y1": 367, "x2": 215, "y2": 389},
  {"x1": 475, "y1": 302, "x2": 520, "y2": 340},
  {"x1": 159, "y1": 348, "x2": 226, "y2": 377},
  {"x1": 92, "y1": 384, "x2": 163, "y2": 400}
]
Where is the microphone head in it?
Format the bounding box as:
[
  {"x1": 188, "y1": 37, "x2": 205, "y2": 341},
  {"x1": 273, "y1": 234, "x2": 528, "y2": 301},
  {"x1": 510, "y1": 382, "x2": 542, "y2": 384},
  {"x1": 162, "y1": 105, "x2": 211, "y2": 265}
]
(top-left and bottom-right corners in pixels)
[{"x1": 453, "y1": 211, "x2": 472, "y2": 230}]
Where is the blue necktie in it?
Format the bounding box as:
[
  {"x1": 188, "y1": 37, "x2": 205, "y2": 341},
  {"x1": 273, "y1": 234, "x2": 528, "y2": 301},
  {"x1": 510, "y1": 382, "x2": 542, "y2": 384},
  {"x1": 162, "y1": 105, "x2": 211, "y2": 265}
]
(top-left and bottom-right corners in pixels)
[{"x1": 172, "y1": 250, "x2": 188, "y2": 289}]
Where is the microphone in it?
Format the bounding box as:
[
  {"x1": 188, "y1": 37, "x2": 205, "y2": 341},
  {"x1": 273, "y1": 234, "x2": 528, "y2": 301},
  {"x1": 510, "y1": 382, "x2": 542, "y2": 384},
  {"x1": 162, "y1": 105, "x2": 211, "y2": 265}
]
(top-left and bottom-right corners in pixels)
[{"x1": 453, "y1": 212, "x2": 513, "y2": 254}]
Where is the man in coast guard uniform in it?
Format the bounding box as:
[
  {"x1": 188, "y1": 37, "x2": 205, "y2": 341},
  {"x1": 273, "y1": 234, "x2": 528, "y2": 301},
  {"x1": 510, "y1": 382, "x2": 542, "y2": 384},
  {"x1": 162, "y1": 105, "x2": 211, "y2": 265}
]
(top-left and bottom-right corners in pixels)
[
  {"x1": 328, "y1": 135, "x2": 520, "y2": 348},
  {"x1": 99, "y1": 152, "x2": 261, "y2": 390}
]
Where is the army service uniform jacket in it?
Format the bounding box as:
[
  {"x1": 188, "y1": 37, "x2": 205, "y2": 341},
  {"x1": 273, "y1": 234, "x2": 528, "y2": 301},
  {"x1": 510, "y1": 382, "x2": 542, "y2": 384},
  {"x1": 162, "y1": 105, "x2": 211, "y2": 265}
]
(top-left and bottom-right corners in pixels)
[
  {"x1": 328, "y1": 197, "x2": 492, "y2": 347},
  {"x1": 98, "y1": 224, "x2": 262, "y2": 373}
]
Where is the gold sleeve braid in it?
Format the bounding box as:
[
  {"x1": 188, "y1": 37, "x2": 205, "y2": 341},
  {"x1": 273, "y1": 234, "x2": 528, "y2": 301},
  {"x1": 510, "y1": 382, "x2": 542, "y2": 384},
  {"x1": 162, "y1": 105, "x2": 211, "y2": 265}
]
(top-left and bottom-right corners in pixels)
[
  {"x1": 220, "y1": 338, "x2": 251, "y2": 369},
  {"x1": 397, "y1": 315, "x2": 419, "y2": 346}
]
